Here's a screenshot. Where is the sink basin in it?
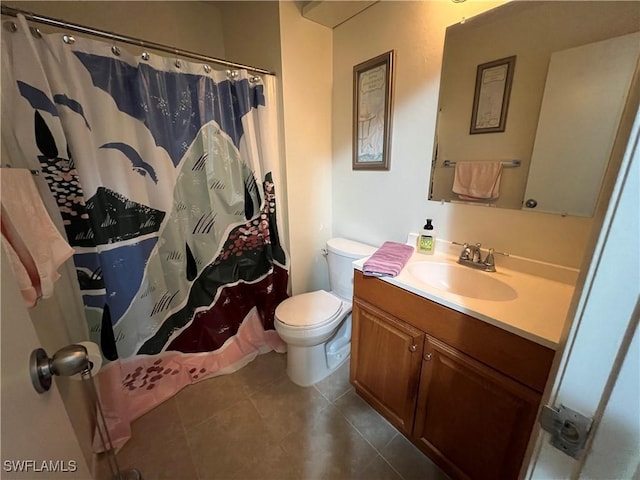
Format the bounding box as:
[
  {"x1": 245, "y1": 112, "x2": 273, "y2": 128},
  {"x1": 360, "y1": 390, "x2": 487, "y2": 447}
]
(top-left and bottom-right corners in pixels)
[{"x1": 406, "y1": 262, "x2": 517, "y2": 301}]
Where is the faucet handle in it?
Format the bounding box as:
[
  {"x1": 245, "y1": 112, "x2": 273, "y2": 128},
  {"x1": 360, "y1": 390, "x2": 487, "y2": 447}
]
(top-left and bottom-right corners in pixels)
[
  {"x1": 482, "y1": 249, "x2": 495, "y2": 272},
  {"x1": 483, "y1": 248, "x2": 509, "y2": 260},
  {"x1": 452, "y1": 241, "x2": 472, "y2": 261},
  {"x1": 483, "y1": 248, "x2": 509, "y2": 270}
]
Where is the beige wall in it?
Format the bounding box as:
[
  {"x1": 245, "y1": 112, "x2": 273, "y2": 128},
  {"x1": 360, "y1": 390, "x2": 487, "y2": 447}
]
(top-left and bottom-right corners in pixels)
[
  {"x1": 215, "y1": 1, "x2": 281, "y2": 75},
  {"x1": 10, "y1": 1, "x2": 225, "y2": 59},
  {"x1": 278, "y1": 1, "x2": 333, "y2": 294},
  {"x1": 332, "y1": 0, "x2": 602, "y2": 267}
]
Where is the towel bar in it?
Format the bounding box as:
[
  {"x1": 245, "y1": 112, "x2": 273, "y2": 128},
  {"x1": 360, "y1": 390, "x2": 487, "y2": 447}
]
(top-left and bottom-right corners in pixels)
[
  {"x1": 442, "y1": 159, "x2": 521, "y2": 168},
  {"x1": 1, "y1": 164, "x2": 40, "y2": 175}
]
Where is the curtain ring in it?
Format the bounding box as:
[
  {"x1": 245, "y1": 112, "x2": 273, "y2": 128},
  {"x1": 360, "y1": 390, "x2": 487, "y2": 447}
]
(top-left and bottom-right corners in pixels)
[
  {"x1": 203, "y1": 64, "x2": 211, "y2": 74},
  {"x1": 141, "y1": 51, "x2": 150, "y2": 61},
  {"x1": 3, "y1": 21, "x2": 17, "y2": 33},
  {"x1": 174, "y1": 49, "x2": 181, "y2": 69},
  {"x1": 62, "y1": 22, "x2": 74, "y2": 44},
  {"x1": 29, "y1": 26, "x2": 42, "y2": 38},
  {"x1": 111, "y1": 35, "x2": 121, "y2": 56}
]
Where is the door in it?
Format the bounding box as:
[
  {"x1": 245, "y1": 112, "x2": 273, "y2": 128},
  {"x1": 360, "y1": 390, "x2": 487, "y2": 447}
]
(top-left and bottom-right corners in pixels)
[
  {"x1": 0, "y1": 248, "x2": 91, "y2": 479},
  {"x1": 414, "y1": 335, "x2": 540, "y2": 480},
  {"x1": 350, "y1": 299, "x2": 424, "y2": 435},
  {"x1": 525, "y1": 83, "x2": 640, "y2": 477},
  {"x1": 523, "y1": 32, "x2": 640, "y2": 216}
]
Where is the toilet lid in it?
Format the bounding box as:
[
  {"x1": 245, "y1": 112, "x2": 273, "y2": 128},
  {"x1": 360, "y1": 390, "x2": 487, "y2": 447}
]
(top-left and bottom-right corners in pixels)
[{"x1": 275, "y1": 290, "x2": 343, "y2": 327}]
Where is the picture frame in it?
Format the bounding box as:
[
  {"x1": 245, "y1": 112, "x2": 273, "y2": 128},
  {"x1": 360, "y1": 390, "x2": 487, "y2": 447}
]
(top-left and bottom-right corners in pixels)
[
  {"x1": 470, "y1": 55, "x2": 516, "y2": 134},
  {"x1": 353, "y1": 50, "x2": 394, "y2": 170}
]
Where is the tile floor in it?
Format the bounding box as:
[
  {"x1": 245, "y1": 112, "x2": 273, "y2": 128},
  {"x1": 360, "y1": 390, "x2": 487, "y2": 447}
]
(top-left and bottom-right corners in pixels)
[{"x1": 115, "y1": 351, "x2": 449, "y2": 480}]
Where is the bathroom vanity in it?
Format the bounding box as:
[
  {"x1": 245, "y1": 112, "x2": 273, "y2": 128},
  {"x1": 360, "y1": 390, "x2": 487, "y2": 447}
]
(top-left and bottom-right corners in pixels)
[{"x1": 350, "y1": 246, "x2": 576, "y2": 480}]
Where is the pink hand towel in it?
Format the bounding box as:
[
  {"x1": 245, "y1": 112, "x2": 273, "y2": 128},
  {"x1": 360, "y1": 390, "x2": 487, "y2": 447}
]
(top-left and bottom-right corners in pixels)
[
  {"x1": 0, "y1": 168, "x2": 74, "y2": 307},
  {"x1": 363, "y1": 241, "x2": 414, "y2": 278},
  {"x1": 452, "y1": 161, "x2": 503, "y2": 200},
  {"x1": 1, "y1": 233, "x2": 40, "y2": 307}
]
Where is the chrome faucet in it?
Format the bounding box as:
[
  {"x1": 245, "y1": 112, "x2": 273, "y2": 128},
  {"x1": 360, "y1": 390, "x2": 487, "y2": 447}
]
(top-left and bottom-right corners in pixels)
[
  {"x1": 470, "y1": 243, "x2": 483, "y2": 263},
  {"x1": 458, "y1": 242, "x2": 472, "y2": 261},
  {"x1": 453, "y1": 241, "x2": 508, "y2": 272}
]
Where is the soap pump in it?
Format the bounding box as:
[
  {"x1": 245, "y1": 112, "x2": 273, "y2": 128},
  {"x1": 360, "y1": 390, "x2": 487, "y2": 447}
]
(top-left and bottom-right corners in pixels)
[{"x1": 417, "y1": 219, "x2": 436, "y2": 255}]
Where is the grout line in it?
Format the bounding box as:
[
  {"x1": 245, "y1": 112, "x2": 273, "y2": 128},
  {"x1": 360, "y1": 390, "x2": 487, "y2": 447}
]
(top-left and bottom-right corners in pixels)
[
  {"x1": 243, "y1": 359, "x2": 289, "y2": 399},
  {"x1": 174, "y1": 398, "x2": 204, "y2": 480},
  {"x1": 331, "y1": 398, "x2": 403, "y2": 476},
  {"x1": 379, "y1": 452, "x2": 408, "y2": 480},
  {"x1": 313, "y1": 383, "x2": 336, "y2": 404},
  {"x1": 332, "y1": 385, "x2": 355, "y2": 403},
  {"x1": 312, "y1": 364, "x2": 354, "y2": 404},
  {"x1": 176, "y1": 368, "x2": 262, "y2": 432},
  {"x1": 174, "y1": 389, "x2": 229, "y2": 432},
  {"x1": 375, "y1": 433, "x2": 410, "y2": 480},
  {"x1": 330, "y1": 392, "x2": 409, "y2": 480},
  {"x1": 314, "y1": 367, "x2": 409, "y2": 478},
  {"x1": 117, "y1": 398, "x2": 201, "y2": 480}
]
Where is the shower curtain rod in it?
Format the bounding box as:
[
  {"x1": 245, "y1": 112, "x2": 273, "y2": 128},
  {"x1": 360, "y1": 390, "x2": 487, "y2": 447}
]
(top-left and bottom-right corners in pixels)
[{"x1": 1, "y1": 5, "x2": 275, "y2": 76}]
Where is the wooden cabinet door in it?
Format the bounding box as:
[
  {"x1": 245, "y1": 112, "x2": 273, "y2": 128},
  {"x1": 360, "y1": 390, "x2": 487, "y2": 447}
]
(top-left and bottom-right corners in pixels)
[
  {"x1": 350, "y1": 299, "x2": 424, "y2": 435},
  {"x1": 414, "y1": 335, "x2": 541, "y2": 480}
]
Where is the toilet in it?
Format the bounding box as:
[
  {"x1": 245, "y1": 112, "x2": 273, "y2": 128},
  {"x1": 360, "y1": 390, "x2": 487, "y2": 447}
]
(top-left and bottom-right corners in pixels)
[{"x1": 274, "y1": 238, "x2": 376, "y2": 387}]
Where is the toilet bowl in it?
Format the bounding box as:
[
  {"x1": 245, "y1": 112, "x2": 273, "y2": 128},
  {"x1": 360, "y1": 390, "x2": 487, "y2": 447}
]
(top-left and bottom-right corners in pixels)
[{"x1": 274, "y1": 238, "x2": 376, "y2": 386}]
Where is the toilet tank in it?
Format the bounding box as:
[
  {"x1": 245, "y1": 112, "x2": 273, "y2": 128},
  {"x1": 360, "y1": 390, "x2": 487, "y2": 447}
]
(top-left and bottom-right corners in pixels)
[{"x1": 326, "y1": 238, "x2": 376, "y2": 301}]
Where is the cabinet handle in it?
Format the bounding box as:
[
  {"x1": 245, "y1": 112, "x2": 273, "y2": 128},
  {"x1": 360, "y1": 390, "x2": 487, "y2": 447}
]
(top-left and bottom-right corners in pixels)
[
  {"x1": 409, "y1": 344, "x2": 417, "y2": 352},
  {"x1": 424, "y1": 353, "x2": 432, "y2": 361}
]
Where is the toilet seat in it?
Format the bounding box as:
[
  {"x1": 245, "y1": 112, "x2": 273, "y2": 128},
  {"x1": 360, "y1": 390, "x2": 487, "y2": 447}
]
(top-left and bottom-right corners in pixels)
[{"x1": 275, "y1": 290, "x2": 343, "y2": 328}]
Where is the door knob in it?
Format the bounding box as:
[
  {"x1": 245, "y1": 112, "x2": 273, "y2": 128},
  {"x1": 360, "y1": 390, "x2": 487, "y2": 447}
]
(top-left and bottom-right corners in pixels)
[
  {"x1": 30, "y1": 345, "x2": 90, "y2": 393},
  {"x1": 408, "y1": 344, "x2": 417, "y2": 352},
  {"x1": 424, "y1": 353, "x2": 432, "y2": 361}
]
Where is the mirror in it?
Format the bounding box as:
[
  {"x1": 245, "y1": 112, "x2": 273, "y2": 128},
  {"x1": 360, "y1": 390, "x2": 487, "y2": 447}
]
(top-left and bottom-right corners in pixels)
[{"x1": 429, "y1": 1, "x2": 640, "y2": 216}]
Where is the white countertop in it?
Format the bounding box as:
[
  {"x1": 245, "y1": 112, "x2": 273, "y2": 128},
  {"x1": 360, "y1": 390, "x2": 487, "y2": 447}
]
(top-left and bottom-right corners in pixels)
[{"x1": 353, "y1": 243, "x2": 578, "y2": 350}]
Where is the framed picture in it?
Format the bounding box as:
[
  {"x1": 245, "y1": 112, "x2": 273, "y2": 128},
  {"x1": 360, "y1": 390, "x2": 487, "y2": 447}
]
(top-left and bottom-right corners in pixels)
[
  {"x1": 470, "y1": 56, "x2": 516, "y2": 134},
  {"x1": 353, "y1": 50, "x2": 395, "y2": 170}
]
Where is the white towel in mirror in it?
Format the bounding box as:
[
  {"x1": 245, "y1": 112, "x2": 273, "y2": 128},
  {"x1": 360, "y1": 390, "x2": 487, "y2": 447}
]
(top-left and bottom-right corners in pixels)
[{"x1": 452, "y1": 161, "x2": 503, "y2": 200}]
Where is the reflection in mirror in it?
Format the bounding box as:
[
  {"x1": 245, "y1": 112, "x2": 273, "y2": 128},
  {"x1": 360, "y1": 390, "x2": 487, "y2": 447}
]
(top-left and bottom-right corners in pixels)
[{"x1": 429, "y1": 2, "x2": 640, "y2": 217}]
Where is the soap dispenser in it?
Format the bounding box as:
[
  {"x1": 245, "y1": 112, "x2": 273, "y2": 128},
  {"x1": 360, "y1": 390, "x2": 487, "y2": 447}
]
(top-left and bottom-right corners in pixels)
[{"x1": 417, "y1": 219, "x2": 436, "y2": 255}]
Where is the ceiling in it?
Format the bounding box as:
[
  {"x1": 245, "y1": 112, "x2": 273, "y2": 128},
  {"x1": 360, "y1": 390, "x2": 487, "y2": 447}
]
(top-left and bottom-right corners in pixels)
[{"x1": 301, "y1": 1, "x2": 378, "y2": 28}]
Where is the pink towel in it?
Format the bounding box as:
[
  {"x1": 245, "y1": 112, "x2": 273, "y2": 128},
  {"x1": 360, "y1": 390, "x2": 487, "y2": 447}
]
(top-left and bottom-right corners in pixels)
[
  {"x1": 363, "y1": 241, "x2": 414, "y2": 277},
  {"x1": 1, "y1": 168, "x2": 74, "y2": 307},
  {"x1": 452, "y1": 161, "x2": 503, "y2": 200}
]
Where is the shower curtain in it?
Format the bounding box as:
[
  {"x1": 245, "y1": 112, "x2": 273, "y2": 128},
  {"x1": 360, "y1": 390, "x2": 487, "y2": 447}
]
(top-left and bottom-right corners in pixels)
[{"x1": 2, "y1": 15, "x2": 289, "y2": 450}]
